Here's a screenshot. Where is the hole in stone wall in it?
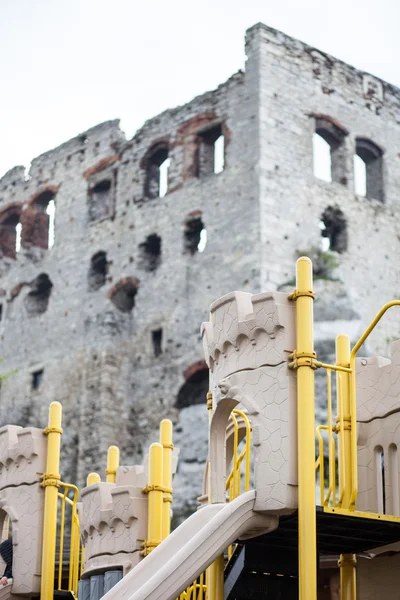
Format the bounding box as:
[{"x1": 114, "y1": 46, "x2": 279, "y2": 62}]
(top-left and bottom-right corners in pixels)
[
  {"x1": 152, "y1": 329, "x2": 162, "y2": 357},
  {"x1": 320, "y1": 206, "x2": 347, "y2": 253},
  {"x1": 138, "y1": 234, "x2": 162, "y2": 272},
  {"x1": 198, "y1": 125, "x2": 224, "y2": 176},
  {"x1": 88, "y1": 251, "x2": 108, "y2": 291},
  {"x1": 176, "y1": 368, "x2": 209, "y2": 408},
  {"x1": 88, "y1": 179, "x2": 114, "y2": 222},
  {"x1": 313, "y1": 117, "x2": 347, "y2": 185},
  {"x1": 184, "y1": 216, "x2": 206, "y2": 255},
  {"x1": 108, "y1": 278, "x2": 139, "y2": 313},
  {"x1": 24, "y1": 273, "x2": 53, "y2": 316},
  {"x1": 355, "y1": 138, "x2": 384, "y2": 201},
  {"x1": 144, "y1": 145, "x2": 169, "y2": 199},
  {"x1": 32, "y1": 369, "x2": 44, "y2": 390},
  {"x1": 0, "y1": 304, "x2": 3, "y2": 322}
]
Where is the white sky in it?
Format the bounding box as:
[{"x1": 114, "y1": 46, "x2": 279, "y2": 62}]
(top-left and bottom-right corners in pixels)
[{"x1": 1, "y1": 0, "x2": 399, "y2": 178}]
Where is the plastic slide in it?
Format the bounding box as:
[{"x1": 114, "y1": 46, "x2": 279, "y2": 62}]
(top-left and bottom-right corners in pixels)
[
  {"x1": 102, "y1": 490, "x2": 278, "y2": 600},
  {"x1": 0, "y1": 582, "x2": 24, "y2": 600}
]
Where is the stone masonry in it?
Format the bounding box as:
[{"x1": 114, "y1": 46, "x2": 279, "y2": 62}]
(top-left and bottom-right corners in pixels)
[{"x1": 0, "y1": 23, "x2": 399, "y2": 522}]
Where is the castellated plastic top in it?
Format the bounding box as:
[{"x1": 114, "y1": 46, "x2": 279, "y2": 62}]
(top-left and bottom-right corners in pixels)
[{"x1": 201, "y1": 291, "x2": 295, "y2": 382}]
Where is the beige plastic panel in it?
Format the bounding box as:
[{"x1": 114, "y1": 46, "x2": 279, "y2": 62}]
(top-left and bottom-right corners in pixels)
[
  {"x1": 356, "y1": 340, "x2": 400, "y2": 519},
  {"x1": 79, "y1": 478, "x2": 148, "y2": 578},
  {"x1": 0, "y1": 426, "x2": 46, "y2": 596},
  {"x1": 202, "y1": 291, "x2": 297, "y2": 513},
  {"x1": 101, "y1": 491, "x2": 278, "y2": 600},
  {"x1": 356, "y1": 339, "x2": 400, "y2": 423},
  {"x1": 0, "y1": 582, "x2": 25, "y2": 600},
  {"x1": 357, "y1": 554, "x2": 400, "y2": 600},
  {"x1": 201, "y1": 291, "x2": 295, "y2": 381}
]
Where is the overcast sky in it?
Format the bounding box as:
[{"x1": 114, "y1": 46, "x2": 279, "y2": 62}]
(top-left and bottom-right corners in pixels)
[{"x1": 1, "y1": 0, "x2": 399, "y2": 178}]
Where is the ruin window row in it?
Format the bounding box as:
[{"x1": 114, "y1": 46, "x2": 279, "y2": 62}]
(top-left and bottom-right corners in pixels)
[
  {"x1": 313, "y1": 116, "x2": 384, "y2": 202},
  {"x1": 0, "y1": 191, "x2": 56, "y2": 260}
]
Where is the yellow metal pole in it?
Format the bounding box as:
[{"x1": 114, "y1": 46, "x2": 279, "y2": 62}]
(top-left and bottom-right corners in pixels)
[
  {"x1": 106, "y1": 445, "x2": 120, "y2": 483},
  {"x1": 87, "y1": 472, "x2": 101, "y2": 486},
  {"x1": 145, "y1": 442, "x2": 164, "y2": 555},
  {"x1": 160, "y1": 419, "x2": 173, "y2": 540},
  {"x1": 336, "y1": 334, "x2": 356, "y2": 600},
  {"x1": 40, "y1": 401, "x2": 63, "y2": 600},
  {"x1": 291, "y1": 257, "x2": 317, "y2": 600}
]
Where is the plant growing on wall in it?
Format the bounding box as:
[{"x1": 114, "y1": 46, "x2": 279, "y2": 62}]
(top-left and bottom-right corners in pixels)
[{"x1": 295, "y1": 246, "x2": 339, "y2": 280}]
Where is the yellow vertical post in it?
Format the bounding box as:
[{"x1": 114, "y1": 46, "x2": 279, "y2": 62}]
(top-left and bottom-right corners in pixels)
[
  {"x1": 336, "y1": 334, "x2": 356, "y2": 600},
  {"x1": 292, "y1": 257, "x2": 317, "y2": 600},
  {"x1": 87, "y1": 472, "x2": 101, "y2": 486},
  {"x1": 106, "y1": 445, "x2": 120, "y2": 483},
  {"x1": 160, "y1": 419, "x2": 173, "y2": 540},
  {"x1": 145, "y1": 442, "x2": 164, "y2": 555},
  {"x1": 40, "y1": 401, "x2": 63, "y2": 600}
]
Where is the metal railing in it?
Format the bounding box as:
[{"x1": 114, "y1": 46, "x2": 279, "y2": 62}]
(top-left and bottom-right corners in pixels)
[{"x1": 56, "y1": 482, "x2": 83, "y2": 597}]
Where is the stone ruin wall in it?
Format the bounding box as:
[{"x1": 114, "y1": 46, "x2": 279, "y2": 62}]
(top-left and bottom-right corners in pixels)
[{"x1": 0, "y1": 23, "x2": 400, "y2": 521}]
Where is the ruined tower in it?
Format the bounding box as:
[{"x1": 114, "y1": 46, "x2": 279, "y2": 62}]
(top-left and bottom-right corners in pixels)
[{"x1": 1, "y1": 23, "x2": 399, "y2": 521}]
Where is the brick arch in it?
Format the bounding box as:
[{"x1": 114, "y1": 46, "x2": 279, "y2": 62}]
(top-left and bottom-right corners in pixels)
[
  {"x1": 176, "y1": 361, "x2": 209, "y2": 409},
  {"x1": 0, "y1": 202, "x2": 23, "y2": 259}
]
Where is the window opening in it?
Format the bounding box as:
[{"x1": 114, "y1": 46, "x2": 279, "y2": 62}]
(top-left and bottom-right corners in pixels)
[
  {"x1": 24, "y1": 274, "x2": 53, "y2": 316},
  {"x1": 198, "y1": 124, "x2": 224, "y2": 177},
  {"x1": 389, "y1": 444, "x2": 399, "y2": 515},
  {"x1": 88, "y1": 251, "x2": 108, "y2": 291},
  {"x1": 152, "y1": 329, "x2": 162, "y2": 357},
  {"x1": 184, "y1": 216, "x2": 206, "y2": 255},
  {"x1": 46, "y1": 199, "x2": 56, "y2": 249},
  {"x1": 15, "y1": 222, "x2": 22, "y2": 253},
  {"x1": 355, "y1": 138, "x2": 384, "y2": 201},
  {"x1": 313, "y1": 117, "x2": 347, "y2": 185},
  {"x1": 0, "y1": 304, "x2": 3, "y2": 322},
  {"x1": 144, "y1": 146, "x2": 169, "y2": 199},
  {"x1": 320, "y1": 206, "x2": 347, "y2": 253},
  {"x1": 313, "y1": 134, "x2": 332, "y2": 182},
  {"x1": 88, "y1": 179, "x2": 114, "y2": 222},
  {"x1": 32, "y1": 369, "x2": 44, "y2": 390},
  {"x1": 176, "y1": 368, "x2": 209, "y2": 408},
  {"x1": 138, "y1": 234, "x2": 162, "y2": 272}
]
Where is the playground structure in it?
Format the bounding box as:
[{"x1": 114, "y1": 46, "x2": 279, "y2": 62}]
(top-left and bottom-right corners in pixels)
[{"x1": 1, "y1": 257, "x2": 400, "y2": 599}]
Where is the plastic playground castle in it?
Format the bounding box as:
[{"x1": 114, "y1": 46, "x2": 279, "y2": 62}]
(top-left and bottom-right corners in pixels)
[{"x1": 1, "y1": 257, "x2": 400, "y2": 600}]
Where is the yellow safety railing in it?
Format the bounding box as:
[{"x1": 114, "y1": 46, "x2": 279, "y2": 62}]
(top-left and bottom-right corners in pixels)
[
  {"x1": 56, "y1": 482, "x2": 82, "y2": 597},
  {"x1": 225, "y1": 410, "x2": 251, "y2": 562}
]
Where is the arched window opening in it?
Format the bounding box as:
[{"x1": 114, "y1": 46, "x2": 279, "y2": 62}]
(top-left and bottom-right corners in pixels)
[
  {"x1": 355, "y1": 138, "x2": 384, "y2": 202},
  {"x1": 375, "y1": 446, "x2": 386, "y2": 514},
  {"x1": 24, "y1": 274, "x2": 53, "y2": 316},
  {"x1": 144, "y1": 145, "x2": 170, "y2": 199},
  {"x1": 313, "y1": 116, "x2": 347, "y2": 185},
  {"x1": 88, "y1": 251, "x2": 108, "y2": 291},
  {"x1": 31, "y1": 190, "x2": 57, "y2": 250},
  {"x1": 198, "y1": 124, "x2": 225, "y2": 176},
  {"x1": 176, "y1": 367, "x2": 209, "y2": 409},
  {"x1": 138, "y1": 234, "x2": 162, "y2": 272},
  {"x1": 320, "y1": 206, "x2": 347, "y2": 253},
  {"x1": 108, "y1": 277, "x2": 139, "y2": 313},
  {"x1": 0, "y1": 207, "x2": 22, "y2": 260},
  {"x1": 184, "y1": 214, "x2": 206, "y2": 255}
]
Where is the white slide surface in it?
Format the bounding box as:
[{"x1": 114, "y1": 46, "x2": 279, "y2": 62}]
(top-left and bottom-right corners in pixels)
[{"x1": 102, "y1": 490, "x2": 278, "y2": 600}]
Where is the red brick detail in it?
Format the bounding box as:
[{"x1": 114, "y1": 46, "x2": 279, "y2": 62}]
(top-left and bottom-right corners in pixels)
[
  {"x1": 9, "y1": 282, "x2": 29, "y2": 301},
  {"x1": 176, "y1": 113, "x2": 217, "y2": 138},
  {"x1": 27, "y1": 185, "x2": 60, "y2": 207},
  {"x1": 183, "y1": 360, "x2": 208, "y2": 381},
  {"x1": 83, "y1": 154, "x2": 119, "y2": 180},
  {"x1": 107, "y1": 277, "x2": 140, "y2": 300},
  {"x1": 311, "y1": 113, "x2": 349, "y2": 135},
  {"x1": 0, "y1": 203, "x2": 23, "y2": 259}
]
